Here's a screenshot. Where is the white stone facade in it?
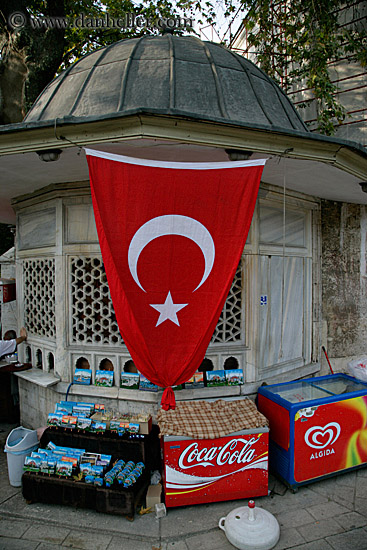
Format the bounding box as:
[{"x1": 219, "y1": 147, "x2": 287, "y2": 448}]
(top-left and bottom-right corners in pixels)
[{"x1": 11, "y1": 177, "x2": 322, "y2": 427}]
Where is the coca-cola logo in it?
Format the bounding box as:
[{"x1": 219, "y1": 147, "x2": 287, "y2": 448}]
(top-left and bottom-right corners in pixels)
[
  {"x1": 304, "y1": 422, "x2": 341, "y2": 449},
  {"x1": 178, "y1": 437, "x2": 258, "y2": 470}
]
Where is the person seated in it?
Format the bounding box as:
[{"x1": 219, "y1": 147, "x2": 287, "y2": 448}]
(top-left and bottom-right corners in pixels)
[
  {"x1": 0, "y1": 327, "x2": 27, "y2": 359},
  {"x1": 3, "y1": 330, "x2": 16, "y2": 341}
]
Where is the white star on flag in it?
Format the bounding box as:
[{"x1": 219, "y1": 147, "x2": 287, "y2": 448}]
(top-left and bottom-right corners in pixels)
[{"x1": 150, "y1": 291, "x2": 188, "y2": 327}]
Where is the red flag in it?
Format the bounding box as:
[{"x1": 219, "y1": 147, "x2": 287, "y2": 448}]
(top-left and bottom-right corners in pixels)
[{"x1": 85, "y1": 150, "x2": 266, "y2": 409}]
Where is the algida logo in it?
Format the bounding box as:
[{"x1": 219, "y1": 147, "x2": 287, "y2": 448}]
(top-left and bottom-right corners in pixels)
[{"x1": 304, "y1": 422, "x2": 341, "y2": 460}]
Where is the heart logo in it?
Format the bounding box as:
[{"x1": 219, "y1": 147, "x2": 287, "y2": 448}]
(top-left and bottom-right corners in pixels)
[{"x1": 304, "y1": 422, "x2": 341, "y2": 449}]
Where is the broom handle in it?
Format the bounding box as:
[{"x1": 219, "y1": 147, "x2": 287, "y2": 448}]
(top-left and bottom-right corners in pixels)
[{"x1": 322, "y1": 346, "x2": 334, "y2": 374}]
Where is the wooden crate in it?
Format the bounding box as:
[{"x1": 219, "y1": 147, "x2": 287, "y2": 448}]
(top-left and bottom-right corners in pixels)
[
  {"x1": 22, "y1": 469, "x2": 149, "y2": 517},
  {"x1": 40, "y1": 425, "x2": 161, "y2": 470}
]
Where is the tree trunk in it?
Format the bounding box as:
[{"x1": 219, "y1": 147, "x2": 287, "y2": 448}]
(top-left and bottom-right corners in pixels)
[
  {"x1": 0, "y1": 46, "x2": 28, "y2": 124},
  {"x1": 0, "y1": 0, "x2": 66, "y2": 124}
]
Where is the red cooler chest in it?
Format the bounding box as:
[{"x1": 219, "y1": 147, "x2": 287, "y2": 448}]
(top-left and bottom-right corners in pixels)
[{"x1": 161, "y1": 427, "x2": 269, "y2": 507}]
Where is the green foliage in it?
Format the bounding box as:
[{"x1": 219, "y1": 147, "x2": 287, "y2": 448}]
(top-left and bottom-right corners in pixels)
[
  {"x1": 187, "y1": 0, "x2": 366, "y2": 136},
  {"x1": 57, "y1": 0, "x2": 181, "y2": 69},
  {"x1": 238, "y1": 0, "x2": 367, "y2": 135},
  {"x1": 0, "y1": 0, "x2": 192, "y2": 119}
]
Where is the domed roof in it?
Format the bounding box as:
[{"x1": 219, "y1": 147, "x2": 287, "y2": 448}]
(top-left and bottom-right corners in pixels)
[{"x1": 25, "y1": 34, "x2": 308, "y2": 133}]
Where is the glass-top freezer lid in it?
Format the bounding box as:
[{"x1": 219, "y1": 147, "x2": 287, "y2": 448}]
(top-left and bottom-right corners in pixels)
[
  {"x1": 309, "y1": 375, "x2": 367, "y2": 395},
  {"x1": 262, "y1": 374, "x2": 367, "y2": 403},
  {"x1": 263, "y1": 381, "x2": 330, "y2": 403}
]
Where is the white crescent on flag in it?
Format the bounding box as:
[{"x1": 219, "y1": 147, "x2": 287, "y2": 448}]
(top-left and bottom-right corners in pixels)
[{"x1": 128, "y1": 214, "x2": 215, "y2": 293}]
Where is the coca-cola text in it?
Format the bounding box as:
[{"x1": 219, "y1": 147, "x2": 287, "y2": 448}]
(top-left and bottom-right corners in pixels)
[{"x1": 178, "y1": 437, "x2": 258, "y2": 470}]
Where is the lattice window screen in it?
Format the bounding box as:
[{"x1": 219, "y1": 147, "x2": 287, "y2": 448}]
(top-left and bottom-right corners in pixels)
[
  {"x1": 70, "y1": 256, "x2": 243, "y2": 345},
  {"x1": 70, "y1": 257, "x2": 123, "y2": 345},
  {"x1": 211, "y1": 262, "x2": 244, "y2": 343},
  {"x1": 23, "y1": 258, "x2": 56, "y2": 338}
]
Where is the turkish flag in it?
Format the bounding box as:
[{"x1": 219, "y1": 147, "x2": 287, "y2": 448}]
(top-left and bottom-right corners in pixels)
[{"x1": 86, "y1": 150, "x2": 265, "y2": 409}]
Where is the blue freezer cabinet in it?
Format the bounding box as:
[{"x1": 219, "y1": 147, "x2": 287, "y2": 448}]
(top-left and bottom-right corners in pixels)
[{"x1": 257, "y1": 373, "x2": 367, "y2": 490}]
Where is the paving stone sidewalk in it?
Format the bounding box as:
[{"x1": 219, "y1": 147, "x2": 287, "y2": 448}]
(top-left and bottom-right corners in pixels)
[{"x1": 1, "y1": 423, "x2": 366, "y2": 550}]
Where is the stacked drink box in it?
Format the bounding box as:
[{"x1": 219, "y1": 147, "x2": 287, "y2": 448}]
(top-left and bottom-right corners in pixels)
[
  {"x1": 183, "y1": 372, "x2": 204, "y2": 389},
  {"x1": 95, "y1": 370, "x2": 114, "y2": 387},
  {"x1": 47, "y1": 400, "x2": 151, "y2": 436},
  {"x1": 206, "y1": 369, "x2": 244, "y2": 387},
  {"x1": 120, "y1": 372, "x2": 140, "y2": 389},
  {"x1": 104, "y1": 459, "x2": 145, "y2": 488},
  {"x1": 120, "y1": 369, "x2": 244, "y2": 390},
  {"x1": 23, "y1": 440, "x2": 145, "y2": 489},
  {"x1": 73, "y1": 368, "x2": 92, "y2": 385}
]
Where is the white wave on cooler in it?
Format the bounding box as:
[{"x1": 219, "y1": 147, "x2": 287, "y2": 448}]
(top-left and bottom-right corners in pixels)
[{"x1": 166, "y1": 456, "x2": 268, "y2": 490}]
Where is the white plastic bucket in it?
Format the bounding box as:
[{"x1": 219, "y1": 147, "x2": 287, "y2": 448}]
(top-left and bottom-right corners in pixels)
[{"x1": 4, "y1": 427, "x2": 39, "y2": 487}]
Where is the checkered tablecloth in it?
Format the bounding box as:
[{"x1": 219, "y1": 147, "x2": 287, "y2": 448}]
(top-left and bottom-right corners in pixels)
[{"x1": 157, "y1": 398, "x2": 269, "y2": 439}]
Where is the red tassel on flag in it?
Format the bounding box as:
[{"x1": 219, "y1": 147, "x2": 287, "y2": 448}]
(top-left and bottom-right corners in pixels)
[{"x1": 161, "y1": 387, "x2": 176, "y2": 411}]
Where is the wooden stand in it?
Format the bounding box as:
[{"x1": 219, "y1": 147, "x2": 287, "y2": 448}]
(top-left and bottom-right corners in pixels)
[
  {"x1": 22, "y1": 469, "x2": 149, "y2": 517},
  {"x1": 40, "y1": 425, "x2": 161, "y2": 471},
  {"x1": 22, "y1": 424, "x2": 161, "y2": 517},
  {"x1": 0, "y1": 363, "x2": 31, "y2": 422}
]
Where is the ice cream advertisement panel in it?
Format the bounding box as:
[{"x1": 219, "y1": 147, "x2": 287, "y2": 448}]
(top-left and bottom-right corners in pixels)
[{"x1": 294, "y1": 396, "x2": 367, "y2": 483}]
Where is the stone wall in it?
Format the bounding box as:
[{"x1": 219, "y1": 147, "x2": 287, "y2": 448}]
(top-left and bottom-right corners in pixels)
[
  {"x1": 17, "y1": 377, "x2": 161, "y2": 429},
  {"x1": 321, "y1": 200, "x2": 367, "y2": 368},
  {"x1": 18, "y1": 379, "x2": 60, "y2": 429}
]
